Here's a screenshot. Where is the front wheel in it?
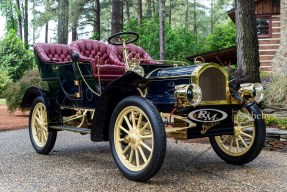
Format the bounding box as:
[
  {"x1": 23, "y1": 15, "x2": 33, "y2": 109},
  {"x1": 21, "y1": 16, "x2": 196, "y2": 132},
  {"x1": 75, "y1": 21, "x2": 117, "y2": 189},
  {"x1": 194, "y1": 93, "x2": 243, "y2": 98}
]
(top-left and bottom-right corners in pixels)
[
  {"x1": 29, "y1": 96, "x2": 57, "y2": 154},
  {"x1": 109, "y1": 96, "x2": 166, "y2": 182},
  {"x1": 209, "y1": 104, "x2": 266, "y2": 164}
]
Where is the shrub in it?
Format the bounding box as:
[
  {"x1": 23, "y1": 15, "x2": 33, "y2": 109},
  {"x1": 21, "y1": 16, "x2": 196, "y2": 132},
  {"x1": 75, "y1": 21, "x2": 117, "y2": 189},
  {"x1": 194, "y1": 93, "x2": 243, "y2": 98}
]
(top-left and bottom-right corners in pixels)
[
  {"x1": 264, "y1": 75, "x2": 287, "y2": 109},
  {"x1": 0, "y1": 30, "x2": 34, "y2": 81},
  {"x1": 264, "y1": 115, "x2": 287, "y2": 130},
  {"x1": 205, "y1": 21, "x2": 236, "y2": 52},
  {"x1": 2, "y1": 69, "x2": 48, "y2": 113},
  {"x1": 0, "y1": 69, "x2": 11, "y2": 97}
]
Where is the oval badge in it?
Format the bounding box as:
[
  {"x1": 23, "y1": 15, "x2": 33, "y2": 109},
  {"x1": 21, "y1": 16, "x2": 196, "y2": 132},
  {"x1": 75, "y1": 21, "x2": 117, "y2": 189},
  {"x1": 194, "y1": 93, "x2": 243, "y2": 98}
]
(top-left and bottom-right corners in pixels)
[{"x1": 188, "y1": 109, "x2": 228, "y2": 123}]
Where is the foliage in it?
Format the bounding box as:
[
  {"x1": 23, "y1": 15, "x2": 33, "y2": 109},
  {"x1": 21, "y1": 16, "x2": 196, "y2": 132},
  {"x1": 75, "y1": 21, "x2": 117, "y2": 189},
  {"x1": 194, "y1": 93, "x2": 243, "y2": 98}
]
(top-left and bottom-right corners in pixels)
[
  {"x1": 2, "y1": 69, "x2": 48, "y2": 113},
  {"x1": 126, "y1": 18, "x2": 206, "y2": 61},
  {"x1": 0, "y1": 69, "x2": 11, "y2": 97},
  {"x1": 264, "y1": 115, "x2": 287, "y2": 130},
  {"x1": 264, "y1": 75, "x2": 287, "y2": 109},
  {"x1": 0, "y1": 99, "x2": 6, "y2": 105},
  {"x1": 0, "y1": 30, "x2": 34, "y2": 81},
  {"x1": 0, "y1": 0, "x2": 17, "y2": 32},
  {"x1": 205, "y1": 21, "x2": 236, "y2": 51}
]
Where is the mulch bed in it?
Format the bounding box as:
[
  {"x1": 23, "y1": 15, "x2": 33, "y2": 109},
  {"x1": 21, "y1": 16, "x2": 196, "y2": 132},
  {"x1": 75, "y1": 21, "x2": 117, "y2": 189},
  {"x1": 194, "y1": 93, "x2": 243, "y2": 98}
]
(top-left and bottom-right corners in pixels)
[{"x1": 0, "y1": 105, "x2": 29, "y2": 132}]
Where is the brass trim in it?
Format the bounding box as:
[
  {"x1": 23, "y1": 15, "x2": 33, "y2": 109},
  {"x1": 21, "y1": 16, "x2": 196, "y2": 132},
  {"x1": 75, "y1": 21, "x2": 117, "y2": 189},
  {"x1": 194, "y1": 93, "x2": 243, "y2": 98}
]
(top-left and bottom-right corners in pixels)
[
  {"x1": 137, "y1": 88, "x2": 147, "y2": 97},
  {"x1": 191, "y1": 63, "x2": 232, "y2": 105},
  {"x1": 76, "y1": 62, "x2": 101, "y2": 97}
]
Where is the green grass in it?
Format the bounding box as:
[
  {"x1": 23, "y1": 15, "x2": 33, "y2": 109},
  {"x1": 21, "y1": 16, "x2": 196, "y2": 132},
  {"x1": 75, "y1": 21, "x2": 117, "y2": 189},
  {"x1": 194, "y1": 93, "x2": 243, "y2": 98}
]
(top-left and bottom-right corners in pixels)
[{"x1": 0, "y1": 99, "x2": 6, "y2": 105}]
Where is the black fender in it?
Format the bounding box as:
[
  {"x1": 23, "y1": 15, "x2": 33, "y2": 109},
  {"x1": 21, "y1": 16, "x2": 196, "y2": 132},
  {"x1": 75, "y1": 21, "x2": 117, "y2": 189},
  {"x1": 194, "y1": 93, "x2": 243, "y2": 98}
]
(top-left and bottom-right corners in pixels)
[
  {"x1": 91, "y1": 71, "x2": 149, "y2": 142},
  {"x1": 21, "y1": 87, "x2": 62, "y2": 125}
]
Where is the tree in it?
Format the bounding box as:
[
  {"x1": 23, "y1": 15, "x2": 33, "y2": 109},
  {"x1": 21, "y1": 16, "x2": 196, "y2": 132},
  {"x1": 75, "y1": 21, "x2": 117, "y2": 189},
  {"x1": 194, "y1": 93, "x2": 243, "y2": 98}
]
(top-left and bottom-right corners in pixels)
[
  {"x1": 138, "y1": 0, "x2": 142, "y2": 25},
  {"x1": 159, "y1": 0, "x2": 165, "y2": 60},
  {"x1": 210, "y1": 0, "x2": 214, "y2": 33},
  {"x1": 57, "y1": 0, "x2": 69, "y2": 44},
  {"x1": 94, "y1": 0, "x2": 101, "y2": 40},
  {"x1": 272, "y1": 0, "x2": 287, "y2": 75},
  {"x1": 185, "y1": 0, "x2": 188, "y2": 30},
  {"x1": 235, "y1": 0, "x2": 260, "y2": 83},
  {"x1": 15, "y1": 0, "x2": 23, "y2": 40},
  {"x1": 111, "y1": 0, "x2": 123, "y2": 34},
  {"x1": 24, "y1": 0, "x2": 29, "y2": 48},
  {"x1": 0, "y1": 30, "x2": 34, "y2": 81},
  {"x1": 0, "y1": 0, "x2": 17, "y2": 33}
]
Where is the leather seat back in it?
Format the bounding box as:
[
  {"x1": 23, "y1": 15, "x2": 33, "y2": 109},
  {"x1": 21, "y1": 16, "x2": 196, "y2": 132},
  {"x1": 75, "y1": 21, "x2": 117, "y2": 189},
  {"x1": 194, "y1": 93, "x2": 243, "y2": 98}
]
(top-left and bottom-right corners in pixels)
[
  {"x1": 69, "y1": 39, "x2": 110, "y2": 65},
  {"x1": 108, "y1": 44, "x2": 154, "y2": 66},
  {"x1": 34, "y1": 43, "x2": 71, "y2": 64}
]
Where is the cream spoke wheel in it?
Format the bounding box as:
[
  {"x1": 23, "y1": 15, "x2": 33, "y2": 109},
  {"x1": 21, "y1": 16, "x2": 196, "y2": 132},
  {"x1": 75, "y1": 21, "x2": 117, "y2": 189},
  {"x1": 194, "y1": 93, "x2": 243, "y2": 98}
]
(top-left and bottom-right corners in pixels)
[
  {"x1": 210, "y1": 105, "x2": 266, "y2": 165},
  {"x1": 214, "y1": 108, "x2": 256, "y2": 156},
  {"x1": 29, "y1": 97, "x2": 57, "y2": 155},
  {"x1": 110, "y1": 96, "x2": 166, "y2": 181},
  {"x1": 113, "y1": 106, "x2": 154, "y2": 172},
  {"x1": 31, "y1": 102, "x2": 49, "y2": 148}
]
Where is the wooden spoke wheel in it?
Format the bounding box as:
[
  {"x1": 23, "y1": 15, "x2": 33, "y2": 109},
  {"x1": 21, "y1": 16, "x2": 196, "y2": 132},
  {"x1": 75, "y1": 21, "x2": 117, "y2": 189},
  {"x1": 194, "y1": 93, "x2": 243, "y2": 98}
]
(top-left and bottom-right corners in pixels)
[
  {"x1": 29, "y1": 97, "x2": 57, "y2": 154},
  {"x1": 109, "y1": 96, "x2": 166, "y2": 182},
  {"x1": 209, "y1": 105, "x2": 266, "y2": 164}
]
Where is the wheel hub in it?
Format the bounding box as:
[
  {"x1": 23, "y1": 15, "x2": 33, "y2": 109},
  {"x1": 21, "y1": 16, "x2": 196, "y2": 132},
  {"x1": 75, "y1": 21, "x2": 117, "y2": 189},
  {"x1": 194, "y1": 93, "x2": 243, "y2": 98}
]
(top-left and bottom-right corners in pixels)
[
  {"x1": 128, "y1": 129, "x2": 141, "y2": 148},
  {"x1": 234, "y1": 126, "x2": 241, "y2": 137}
]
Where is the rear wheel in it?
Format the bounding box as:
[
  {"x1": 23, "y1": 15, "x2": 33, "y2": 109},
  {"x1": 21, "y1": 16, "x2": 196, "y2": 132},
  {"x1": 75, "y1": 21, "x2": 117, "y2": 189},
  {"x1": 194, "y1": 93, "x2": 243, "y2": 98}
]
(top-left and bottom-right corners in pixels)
[
  {"x1": 29, "y1": 97, "x2": 57, "y2": 154},
  {"x1": 109, "y1": 96, "x2": 166, "y2": 182},
  {"x1": 209, "y1": 105, "x2": 266, "y2": 164}
]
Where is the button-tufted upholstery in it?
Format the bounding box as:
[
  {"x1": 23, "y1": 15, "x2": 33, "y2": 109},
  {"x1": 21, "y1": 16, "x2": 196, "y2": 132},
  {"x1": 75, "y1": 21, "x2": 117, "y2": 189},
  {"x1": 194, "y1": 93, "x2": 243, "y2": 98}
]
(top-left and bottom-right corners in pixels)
[
  {"x1": 69, "y1": 39, "x2": 125, "y2": 80},
  {"x1": 34, "y1": 43, "x2": 71, "y2": 64},
  {"x1": 108, "y1": 44, "x2": 156, "y2": 66}
]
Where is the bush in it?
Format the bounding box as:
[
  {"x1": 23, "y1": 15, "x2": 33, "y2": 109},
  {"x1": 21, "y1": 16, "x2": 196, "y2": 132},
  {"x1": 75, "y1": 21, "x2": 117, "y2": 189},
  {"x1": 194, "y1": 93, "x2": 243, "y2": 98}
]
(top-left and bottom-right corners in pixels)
[
  {"x1": 2, "y1": 69, "x2": 48, "y2": 113},
  {"x1": 205, "y1": 21, "x2": 236, "y2": 51},
  {"x1": 0, "y1": 30, "x2": 34, "y2": 81},
  {"x1": 264, "y1": 115, "x2": 287, "y2": 130},
  {"x1": 264, "y1": 75, "x2": 287, "y2": 109},
  {"x1": 0, "y1": 69, "x2": 11, "y2": 97}
]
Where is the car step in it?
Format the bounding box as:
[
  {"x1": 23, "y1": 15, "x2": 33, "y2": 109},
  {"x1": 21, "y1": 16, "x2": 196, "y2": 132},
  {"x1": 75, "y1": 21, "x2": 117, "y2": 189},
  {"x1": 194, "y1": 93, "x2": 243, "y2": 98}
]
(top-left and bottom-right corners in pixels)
[{"x1": 49, "y1": 125, "x2": 91, "y2": 134}]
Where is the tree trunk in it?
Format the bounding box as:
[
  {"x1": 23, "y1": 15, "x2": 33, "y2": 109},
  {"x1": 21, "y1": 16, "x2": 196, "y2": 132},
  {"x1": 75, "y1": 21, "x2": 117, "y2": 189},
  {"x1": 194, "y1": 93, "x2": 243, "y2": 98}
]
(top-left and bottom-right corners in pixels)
[
  {"x1": 159, "y1": 0, "x2": 165, "y2": 60},
  {"x1": 72, "y1": 26, "x2": 77, "y2": 41},
  {"x1": 193, "y1": 0, "x2": 198, "y2": 37},
  {"x1": 138, "y1": 0, "x2": 142, "y2": 25},
  {"x1": 32, "y1": 0, "x2": 35, "y2": 44},
  {"x1": 272, "y1": 0, "x2": 287, "y2": 75},
  {"x1": 235, "y1": 0, "x2": 260, "y2": 83},
  {"x1": 124, "y1": 0, "x2": 130, "y2": 20},
  {"x1": 168, "y1": 0, "x2": 172, "y2": 26},
  {"x1": 210, "y1": 0, "x2": 214, "y2": 33},
  {"x1": 15, "y1": 0, "x2": 23, "y2": 40},
  {"x1": 24, "y1": 0, "x2": 29, "y2": 49},
  {"x1": 111, "y1": 0, "x2": 123, "y2": 34},
  {"x1": 45, "y1": 21, "x2": 49, "y2": 43},
  {"x1": 57, "y1": 0, "x2": 69, "y2": 44},
  {"x1": 146, "y1": 0, "x2": 152, "y2": 18},
  {"x1": 94, "y1": 0, "x2": 100, "y2": 40},
  {"x1": 185, "y1": 0, "x2": 189, "y2": 30}
]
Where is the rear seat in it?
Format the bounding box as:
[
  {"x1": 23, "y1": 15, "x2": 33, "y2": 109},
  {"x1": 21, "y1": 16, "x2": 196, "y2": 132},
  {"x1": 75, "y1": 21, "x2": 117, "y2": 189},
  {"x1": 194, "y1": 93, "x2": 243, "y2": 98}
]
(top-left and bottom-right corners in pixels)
[
  {"x1": 34, "y1": 43, "x2": 71, "y2": 64},
  {"x1": 69, "y1": 39, "x2": 125, "y2": 81}
]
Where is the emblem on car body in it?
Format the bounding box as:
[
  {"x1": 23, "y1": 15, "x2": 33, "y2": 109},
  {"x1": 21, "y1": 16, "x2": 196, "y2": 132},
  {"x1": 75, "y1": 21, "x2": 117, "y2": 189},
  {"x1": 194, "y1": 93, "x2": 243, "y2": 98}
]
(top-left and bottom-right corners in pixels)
[{"x1": 188, "y1": 109, "x2": 228, "y2": 123}]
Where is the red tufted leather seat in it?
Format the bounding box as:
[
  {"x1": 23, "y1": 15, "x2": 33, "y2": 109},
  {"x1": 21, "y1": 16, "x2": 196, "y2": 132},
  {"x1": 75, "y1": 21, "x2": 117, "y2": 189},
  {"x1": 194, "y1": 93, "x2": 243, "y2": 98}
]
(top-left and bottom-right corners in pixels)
[
  {"x1": 34, "y1": 43, "x2": 71, "y2": 64},
  {"x1": 69, "y1": 39, "x2": 125, "y2": 80},
  {"x1": 108, "y1": 44, "x2": 156, "y2": 66}
]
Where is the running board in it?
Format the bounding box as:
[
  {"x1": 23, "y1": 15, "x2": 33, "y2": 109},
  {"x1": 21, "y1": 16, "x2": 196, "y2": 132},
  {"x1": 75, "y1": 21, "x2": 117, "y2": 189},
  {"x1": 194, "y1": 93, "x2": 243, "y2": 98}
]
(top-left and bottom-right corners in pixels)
[{"x1": 49, "y1": 125, "x2": 91, "y2": 134}]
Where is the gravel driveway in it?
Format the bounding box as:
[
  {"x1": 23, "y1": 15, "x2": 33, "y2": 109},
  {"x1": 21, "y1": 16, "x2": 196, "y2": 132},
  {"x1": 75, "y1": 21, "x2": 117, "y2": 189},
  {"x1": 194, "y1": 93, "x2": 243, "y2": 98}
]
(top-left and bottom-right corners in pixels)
[{"x1": 0, "y1": 129, "x2": 286, "y2": 192}]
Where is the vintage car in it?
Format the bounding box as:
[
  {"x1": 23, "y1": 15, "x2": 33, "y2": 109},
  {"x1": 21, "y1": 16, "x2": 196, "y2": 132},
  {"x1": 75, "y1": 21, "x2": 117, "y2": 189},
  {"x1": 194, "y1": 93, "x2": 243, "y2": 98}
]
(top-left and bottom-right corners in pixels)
[{"x1": 21, "y1": 32, "x2": 266, "y2": 182}]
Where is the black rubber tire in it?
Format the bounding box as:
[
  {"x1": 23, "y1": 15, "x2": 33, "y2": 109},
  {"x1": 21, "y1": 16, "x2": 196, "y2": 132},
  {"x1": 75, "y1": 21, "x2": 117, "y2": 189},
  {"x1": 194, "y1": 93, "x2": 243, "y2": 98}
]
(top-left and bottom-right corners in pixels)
[
  {"x1": 109, "y1": 96, "x2": 166, "y2": 182},
  {"x1": 29, "y1": 96, "x2": 57, "y2": 154},
  {"x1": 209, "y1": 104, "x2": 266, "y2": 165}
]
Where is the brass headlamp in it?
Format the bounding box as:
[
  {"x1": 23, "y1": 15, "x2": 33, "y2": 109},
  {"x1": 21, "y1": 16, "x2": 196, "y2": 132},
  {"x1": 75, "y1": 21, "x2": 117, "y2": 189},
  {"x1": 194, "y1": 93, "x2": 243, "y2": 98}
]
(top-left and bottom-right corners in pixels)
[{"x1": 174, "y1": 84, "x2": 202, "y2": 107}]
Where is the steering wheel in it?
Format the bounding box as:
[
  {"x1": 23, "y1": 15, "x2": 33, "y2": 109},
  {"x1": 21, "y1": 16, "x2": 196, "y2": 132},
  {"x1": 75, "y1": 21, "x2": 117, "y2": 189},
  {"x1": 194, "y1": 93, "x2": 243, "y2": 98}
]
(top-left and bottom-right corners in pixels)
[{"x1": 108, "y1": 32, "x2": 139, "y2": 45}]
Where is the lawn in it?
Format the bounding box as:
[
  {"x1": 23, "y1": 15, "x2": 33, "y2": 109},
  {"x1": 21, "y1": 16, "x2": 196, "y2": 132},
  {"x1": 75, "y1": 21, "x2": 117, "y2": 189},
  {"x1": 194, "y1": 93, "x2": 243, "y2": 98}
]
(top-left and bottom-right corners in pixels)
[{"x1": 0, "y1": 99, "x2": 6, "y2": 105}]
